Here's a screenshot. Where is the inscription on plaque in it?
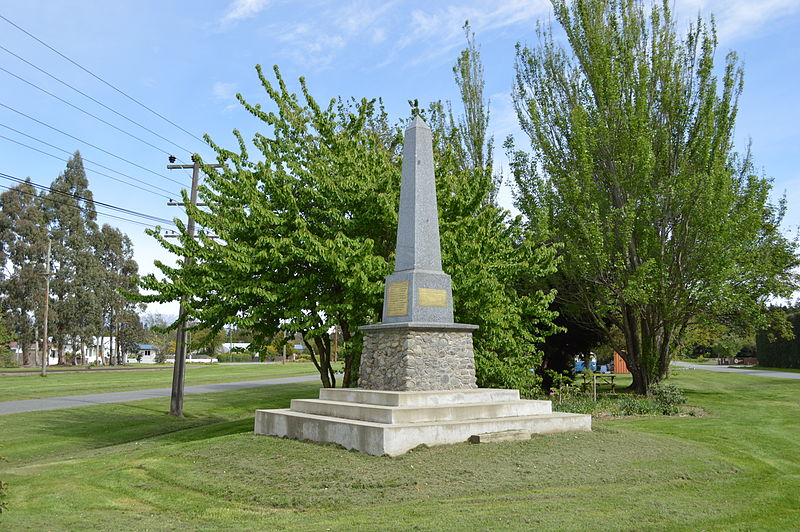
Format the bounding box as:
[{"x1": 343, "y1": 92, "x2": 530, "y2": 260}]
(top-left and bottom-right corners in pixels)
[
  {"x1": 386, "y1": 281, "x2": 409, "y2": 316},
  {"x1": 418, "y1": 288, "x2": 447, "y2": 307}
]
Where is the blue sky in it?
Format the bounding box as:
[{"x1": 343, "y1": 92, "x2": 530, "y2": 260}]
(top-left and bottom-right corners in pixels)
[{"x1": 1, "y1": 0, "x2": 798, "y2": 317}]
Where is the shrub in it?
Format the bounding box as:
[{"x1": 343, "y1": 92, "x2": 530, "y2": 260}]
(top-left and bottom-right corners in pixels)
[
  {"x1": 616, "y1": 395, "x2": 658, "y2": 416},
  {"x1": 0, "y1": 349, "x2": 18, "y2": 368},
  {"x1": 650, "y1": 383, "x2": 686, "y2": 415},
  {"x1": 476, "y1": 353, "x2": 542, "y2": 399}
]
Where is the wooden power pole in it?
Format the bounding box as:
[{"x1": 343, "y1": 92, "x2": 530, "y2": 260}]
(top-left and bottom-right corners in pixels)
[
  {"x1": 41, "y1": 238, "x2": 51, "y2": 377},
  {"x1": 166, "y1": 157, "x2": 223, "y2": 417}
]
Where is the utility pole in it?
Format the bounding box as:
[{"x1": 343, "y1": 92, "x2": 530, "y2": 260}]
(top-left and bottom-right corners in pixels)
[
  {"x1": 41, "y1": 239, "x2": 51, "y2": 377},
  {"x1": 166, "y1": 157, "x2": 223, "y2": 417}
]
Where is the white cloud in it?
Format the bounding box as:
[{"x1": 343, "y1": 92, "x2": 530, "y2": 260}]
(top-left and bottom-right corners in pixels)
[
  {"x1": 675, "y1": 0, "x2": 800, "y2": 43},
  {"x1": 212, "y1": 82, "x2": 237, "y2": 100},
  {"x1": 265, "y1": 0, "x2": 398, "y2": 70},
  {"x1": 395, "y1": 0, "x2": 551, "y2": 66},
  {"x1": 221, "y1": 0, "x2": 270, "y2": 25}
]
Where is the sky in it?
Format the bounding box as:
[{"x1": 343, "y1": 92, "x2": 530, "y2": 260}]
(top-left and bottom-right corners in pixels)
[{"x1": 1, "y1": 0, "x2": 799, "y2": 318}]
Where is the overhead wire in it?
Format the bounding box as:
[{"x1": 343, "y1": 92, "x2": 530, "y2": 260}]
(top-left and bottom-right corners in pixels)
[
  {"x1": 0, "y1": 13, "x2": 207, "y2": 145},
  {"x1": 0, "y1": 43, "x2": 196, "y2": 155},
  {"x1": 0, "y1": 127, "x2": 178, "y2": 198},
  {"x1": 0, "y1": 182, "x2": 167, "y2": 229},
  {"x1": 0, "y1": 65, "x2": 182, "y2": 159},
  {"x1": 0, "y1": 172, "x2": 177, "y2": 227},
  {"x1": 0, "y1": 44, "x2": 198, "y2": 183},
  {"x1": 0, "y1": 101, "x2": 187, "y2": 187}
]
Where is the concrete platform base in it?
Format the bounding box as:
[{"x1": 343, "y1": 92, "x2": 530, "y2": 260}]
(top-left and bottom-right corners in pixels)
[{"x1": 255, "y1": 388, "x2": 591, "y2": 456}]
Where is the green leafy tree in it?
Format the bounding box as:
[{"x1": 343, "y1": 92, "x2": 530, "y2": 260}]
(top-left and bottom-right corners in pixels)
[
  {"x1": 139, "y1": 68, "x2": 399, "y2": 387},
  {"x1": 137, "y1": 31, "x2": 559, "y2": 391},
  {"x1": 0, "y1": 179, "x2": 48, "y2": 366},
  {"x1": 43, "y1": 152, "x2": 104, "y2": 365},
  {"x1": 0, "y1": 313, "x2": 17, "y2": 367},
  {"x1": 508, "y1": 0, "x2": 798, "y2": 392},
  {"x1": 96, "y1": 224, "x2": 141, "y2": 364}
]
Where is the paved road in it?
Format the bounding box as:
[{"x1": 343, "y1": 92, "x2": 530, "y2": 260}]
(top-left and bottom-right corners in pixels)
[
  {"x1": 0, "y1": 374, "x2": 322, "y2": 416},
  {"x1": 671, "y1": 361, "x2": 800, "y2": 380}
]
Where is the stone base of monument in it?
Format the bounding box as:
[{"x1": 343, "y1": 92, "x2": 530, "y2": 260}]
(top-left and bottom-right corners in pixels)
[{"x1": 254, "y1": 388, "x2": 591, "y2": 456}]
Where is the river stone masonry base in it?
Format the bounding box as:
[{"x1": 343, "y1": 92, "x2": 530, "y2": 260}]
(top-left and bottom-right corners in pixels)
[
  {"x1": 358, "y1": 322, "x2": 478, "y2": 391},
  {"x1": 254, "y1": 388, "x2": 592, "y2": 456}
]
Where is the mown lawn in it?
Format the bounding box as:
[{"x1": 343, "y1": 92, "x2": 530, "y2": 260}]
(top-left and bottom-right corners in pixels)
[
  {"x1": 0, "y1": 369, "x2": 798, "y2": 531},
  {"x1": 0, "y1": 362, "x2": 320, "y2": 401}
]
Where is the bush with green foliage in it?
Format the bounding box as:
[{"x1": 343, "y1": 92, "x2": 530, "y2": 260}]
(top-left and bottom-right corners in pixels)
[
  {"x1": 649, "y1": 383, "x2": 687, "y2": 415},
  {"x1": 553, "y1": 383, "x2": 687, "y2": 416},
  {"x1": 0, "y1": 349, "x2": 18, "y2": 368},
  {"x1": 756, "y1": 313, "x2": 800, "y2": 369},
  {"x1": 219, "y1": 351, "x2": 257, "y2": 363}
]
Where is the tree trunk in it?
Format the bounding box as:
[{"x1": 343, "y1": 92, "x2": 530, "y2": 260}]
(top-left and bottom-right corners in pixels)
[
  {"x1": 305, "y1": 335, "x2": 334, "y2": 388},
  {"x1": 58, "y1": 343, "x2": 66, "y2": 366},
  {"x1": 108, "y1": 310, "x2": 115, "y2": 366},
  {"x1": 21, "y1": 343, "x2": 32, "y2": 367},
  {"x1": 340, "y1": 322, "x2": 358, "y2": 388}
]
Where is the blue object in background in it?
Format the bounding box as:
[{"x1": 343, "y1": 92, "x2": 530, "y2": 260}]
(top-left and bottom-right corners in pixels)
[
  {"x1": 575, "y1": 360, "x2": 585, "y2": 372},
  {"x1": 589, "y1": 360, "x2": 596, "y2": 371},
  {"x1": 600, "y1": 365, "x2": 608, "y2": 374}
]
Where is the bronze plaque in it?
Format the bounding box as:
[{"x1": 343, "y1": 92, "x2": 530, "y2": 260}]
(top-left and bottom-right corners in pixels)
[
  {"x1": 418, "y1": 288, "x2": 446, "y2": 307},
  {"x1": 386, "y1": 281, "x2": 409, "y2": 316}
]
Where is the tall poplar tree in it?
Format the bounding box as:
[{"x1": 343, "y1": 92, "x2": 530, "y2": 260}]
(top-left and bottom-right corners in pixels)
[{"x1": 508, "y1": 0, "x2": 798, "y2": 392}]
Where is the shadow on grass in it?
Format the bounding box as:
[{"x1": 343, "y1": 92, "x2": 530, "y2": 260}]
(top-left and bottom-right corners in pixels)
[{"x1": 3, "y1": 382, "x2": 321, "y2": 465}]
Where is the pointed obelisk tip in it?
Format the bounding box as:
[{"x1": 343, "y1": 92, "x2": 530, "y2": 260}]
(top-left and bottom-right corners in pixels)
[{"x1": 407, "y1": 115, "x2": 430, "y2": 130}]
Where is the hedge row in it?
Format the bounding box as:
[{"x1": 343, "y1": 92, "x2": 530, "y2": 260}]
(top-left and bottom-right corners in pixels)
[{"x1": 755, "y1": 313, "x2": 800, "y2": 369}]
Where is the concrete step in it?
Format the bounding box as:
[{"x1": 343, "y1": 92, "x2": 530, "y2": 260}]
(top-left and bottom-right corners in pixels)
[
  {"x1": 255, "y1": 408, "x2": 591, "y2": 456},
  {"x1": 318, "y1": 387, "x2": 521, "y2": 407},
  {"x1": 290, "y1": 398, "x2": 552, "y2": 424}
]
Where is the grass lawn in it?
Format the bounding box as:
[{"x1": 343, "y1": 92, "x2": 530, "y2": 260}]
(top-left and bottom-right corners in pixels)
[
  {"x1": 0, "y1": 362, "x2": 320, "y2": 402},
  {"x1": 746, "y1": 366, "x2": 800, "y2": 373},
  {"x1": 1, "y1": 369, "x2": 798, "y2": 530}
]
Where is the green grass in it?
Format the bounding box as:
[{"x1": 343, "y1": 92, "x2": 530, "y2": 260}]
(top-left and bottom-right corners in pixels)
[
  {"x1": 746, "y1": 366, "x2": 800, "y2": 373},
  {"x1": 1, "y1": 369, "x2": 798, "y2": 530},
  {"x1": 0, "y1": 362, "x2": 319, "y2": 401}
]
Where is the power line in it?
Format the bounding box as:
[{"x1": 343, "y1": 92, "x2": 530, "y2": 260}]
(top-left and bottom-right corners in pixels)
[
  {"x1": 0, "y1": 182, "x2": 165, "y2": 229},
  {"x1": 0, "y1": 65, "x2": 181, "y2": 159},
  {"x1": 0, "y1": 43, "x2": 198, "y2": 157},
  {"x1": 0, "y1": 129, "x2": 178, "y2": 199},
  {"x1": 0, "y1": 172, "x2": 177, "y2": 227},
  {"x1": 0, "y1": 102, "x2": 187, "y2": 187},
  {"x1": 0, "y1": 14, "x2": 206, "y2": 145}
]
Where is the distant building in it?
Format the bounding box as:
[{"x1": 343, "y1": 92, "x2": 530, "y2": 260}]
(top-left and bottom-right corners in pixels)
[{"x1": 129, "y1": 344, "x2": 160, "y2": 364}]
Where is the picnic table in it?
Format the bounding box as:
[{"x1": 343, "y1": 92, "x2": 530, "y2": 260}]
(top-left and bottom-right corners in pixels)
[{"x1": 581, "y1": 372, "x2": 617, "y2": 394}]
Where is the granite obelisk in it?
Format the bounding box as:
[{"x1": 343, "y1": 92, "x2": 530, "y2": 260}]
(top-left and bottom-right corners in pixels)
[
  {"x1": 358, "y1": 116, "x2": 478, "y2": 391},
  {"x1": 253, "y1": 115, "x2": 591, "y2": 456}
]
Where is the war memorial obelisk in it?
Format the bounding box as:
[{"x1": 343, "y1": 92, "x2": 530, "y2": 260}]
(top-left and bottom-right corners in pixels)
[
  {"x1": 358, "y1": 116, "x2": 478, "y2": 391},
  {"x1": 254, "y1": 117, "x2": 590, "y2": 456}
]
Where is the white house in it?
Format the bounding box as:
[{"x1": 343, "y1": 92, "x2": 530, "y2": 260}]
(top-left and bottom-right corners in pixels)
[{"x1": 128, "y1": 344, "x2": 160, "y2": 364}]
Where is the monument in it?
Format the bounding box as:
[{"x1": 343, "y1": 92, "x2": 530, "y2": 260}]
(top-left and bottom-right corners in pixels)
[{"x1": 254, "y1": 117, "x2": 590, "y2": 456}]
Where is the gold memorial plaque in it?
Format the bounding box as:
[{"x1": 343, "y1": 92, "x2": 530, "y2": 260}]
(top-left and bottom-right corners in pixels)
[
  {"x1": 418, "y1": 288, "x2": 447, "y2": 307},
  {"x1": 386, "y1": 281, "x2": 409, "y2": 316}
]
